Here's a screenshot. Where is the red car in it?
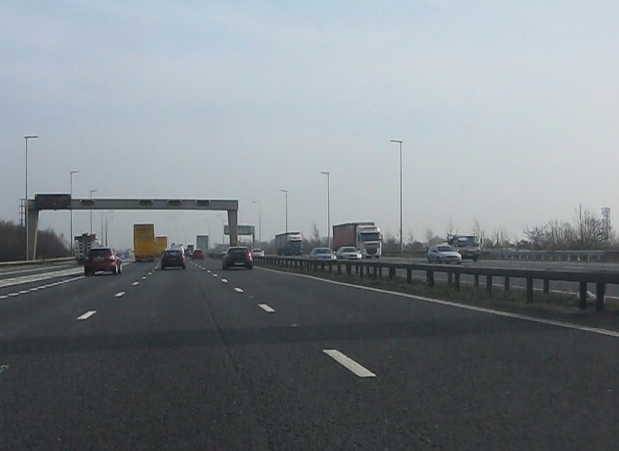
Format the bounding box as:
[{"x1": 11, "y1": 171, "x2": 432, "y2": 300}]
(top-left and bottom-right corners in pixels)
[
  {"x1": 84, "y1": 247, "x2": 122, "y2": 276},
  {"x1": 191, "y1": 248, "x2": 205, "y2": 259}
]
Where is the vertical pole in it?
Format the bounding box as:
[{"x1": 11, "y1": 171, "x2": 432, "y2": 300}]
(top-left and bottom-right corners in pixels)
[
  {"x1": 24, "y1": 135, "x2": 38, "y2": 260},
  {"x1": 25, "y1": 138, "x2": 28, "y2": 259},
  {"x1": 399, "y1": 141, "x2": 402, "y2": 252},
  {"x1": 391, "y1": 140, "x2": 403, "y2": 253}
]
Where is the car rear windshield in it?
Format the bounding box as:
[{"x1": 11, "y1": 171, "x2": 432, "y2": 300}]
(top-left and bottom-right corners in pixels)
[
  {"x1": 164, "y1": 250, "x2": 182, "y2": 257},
  {"x1": 88, "y1": 248, "x2": 111, "y2": 256}
]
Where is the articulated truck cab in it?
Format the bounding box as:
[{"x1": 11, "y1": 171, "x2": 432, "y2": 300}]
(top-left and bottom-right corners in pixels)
[{"x1": 447, "y1": 234, "x2": 482, "y2": 261}]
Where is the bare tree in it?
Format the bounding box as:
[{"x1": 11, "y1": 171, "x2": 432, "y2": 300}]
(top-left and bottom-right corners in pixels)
[{"x1": 573, "y1": 204, "x2": 604, "y2": 249}]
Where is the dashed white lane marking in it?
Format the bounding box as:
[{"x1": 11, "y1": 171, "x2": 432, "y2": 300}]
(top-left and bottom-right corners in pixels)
[
  {"x1": 142, "y1": 276, "x2": 147, "y2": 280},
  {"x1": 323, "y1": 349, "x2": 376, "y2": 378},
  {"x1": 221, "y1": 279, "x2": 228, "y2": 283},
  {"x1": 258, "y1": 304, "x2": 275, "y2": 313},
  {"x1": 0, "y1": 364, "x2": 8, "y2": 374},
  {"x1": 77, "y1": 310, "x2": 97, "y2": 320},
  {"x1": 234, "y1": 288, "x2": 244, "y2": 293},
  {"x1": 115, "y1": 291, "x2": 125, "y2": 298},
  {"x1": 0, "y1": 295, "x2": 7, "y2": 299},
  {"x1": 132, "y1": 281, "x2": 139, "y2": 286},
  {"x1": 207, "y1": 270, "x2": 211, "y2": 273},
  {"x1": 212, "y1": 274, "x2": 218, "y2": 278}
]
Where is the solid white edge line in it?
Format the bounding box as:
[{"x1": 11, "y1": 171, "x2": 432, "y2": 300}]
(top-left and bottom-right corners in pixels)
[
  {"x1": 258, "y1": 303, "x2": 275, "y2": 313},
  {"x1": 323, "y1": 349, "x2": 376, "y2": 378},
  {"x1": 259, "y1": 267, "x2": 619, "y2": 339},
  {"x1": 77, "y1": 310, "x2": 97, "y2": 320}
]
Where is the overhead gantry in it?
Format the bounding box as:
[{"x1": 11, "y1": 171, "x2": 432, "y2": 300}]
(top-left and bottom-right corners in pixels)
[{"x1": 25, "y1": 194, "x2": 239, "y2": 259}]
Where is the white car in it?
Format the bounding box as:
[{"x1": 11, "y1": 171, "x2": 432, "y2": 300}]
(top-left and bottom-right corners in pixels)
[
  {"x1": 427, "y1": 244, "x2": 462, "y2": 264},
  {"x1": 309, "y1": 247, "x2": 336, "y2": 260},
  {"x1": 335, "y1": 246, "x2": 362, "y2": 260},
  {"x1": 251, "y1": 248, "x2": 265, "y2": 258}
]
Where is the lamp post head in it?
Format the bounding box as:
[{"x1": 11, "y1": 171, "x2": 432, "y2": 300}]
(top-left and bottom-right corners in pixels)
[
  {"x1": 390, "y1": 139, "x2": 403, "y2": 144},
  {"x1": 24, "y1": 135, "x2": 39, "y2": 140}
]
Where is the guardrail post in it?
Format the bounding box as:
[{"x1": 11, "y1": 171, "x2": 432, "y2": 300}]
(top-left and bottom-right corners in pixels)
[
  {"x1": 407, "y1": 268, "x2": 412, "y2": 284},
  {"x1": 346, "y1": 263, "x2": 352, "y2": 275},
  {"x1": 337, "y1": 263, "x2": 342, "y2": 275},
  {"x1": 596, "y1": 282, "x2": 605, "y2": 312},
  {"x1": 526, "y1": 278, "x2": 533, "y2": 303},
  {"x1": 379, "y1": 266, "x2": 383, "y2": 279},
  {"x1": 543, "y1": 279, "x2": 550, "y2": 295},
  {"x1": 504, "y1": 276, "x2": 510, "y2": 293},
  {"x1": 373, "y1": 265, "x2": 378, "y2": 280},
  {"x1": 427, "y1": 270, "x2": 434, "y2": 287},
  {"x1": 474, "y1": 274, "x2": 479, "y2": 289},
  {"x1": 454, "y1": 272, "x2": 460, "y2": 291},
  {"x1": 447, "y1": 271, "x2": 452, "y2": 286},
  {"x1": 389, "y1": 267, "x2": 395, "y2": 280},
  {"x1": 579, "y1": 282, "x2": 587, "y2": 310},
  {"x1": 486, "y1": 275, "x2": 493, "y2": 296},
  {"x1": 359, "y1": 264, "x2": 364, "y2": 279}
]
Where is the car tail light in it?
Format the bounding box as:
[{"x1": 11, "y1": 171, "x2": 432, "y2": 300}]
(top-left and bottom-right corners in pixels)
[{"x1": 108, "y1": 255, "x2": 116, "y2": 262}]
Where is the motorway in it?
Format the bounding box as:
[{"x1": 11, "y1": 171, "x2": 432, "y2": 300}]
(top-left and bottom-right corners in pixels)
[{"x1": 2, "y1": 259, "x2": 619, "y2": 450}]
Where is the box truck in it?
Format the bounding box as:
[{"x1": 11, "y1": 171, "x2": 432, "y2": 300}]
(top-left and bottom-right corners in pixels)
[
  {"x1": 155, "y1": 236, "x2": 168, "y2": 256},
  {"x1": 275, "y1": 232, "x2": 303, "y2": 255},
  {"x1": 332, "y1": 222, "x2": 383, "y2": 258},
  {"x1": 134, "y1": 224, "x2": 155, "y2": 262},
  {"x1": 196, "y1": 235, "x2": 209, "y2": 252}
]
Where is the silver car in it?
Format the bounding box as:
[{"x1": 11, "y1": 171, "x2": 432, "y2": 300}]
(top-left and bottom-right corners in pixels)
[
  {"x1": 309, "y1": 247, "x2": 336, "y2": 260},
  {"x1": 335, "y1": 246, "x2": 362, "y2": 260},
  {"x1": 427, "y1": 244, "x2": 462, "y2": 264},
  {"x1": 251, "y1": 248, "x2": 265, "y2": 258}
]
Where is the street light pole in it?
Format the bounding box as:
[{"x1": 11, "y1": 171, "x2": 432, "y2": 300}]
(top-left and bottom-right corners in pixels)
[
  {"x1": 89, "y1": 189, "x2": 97, "y2": 234},
  {"x1": 252, "y1": 200, "x2": 262, "y2": 243},
  {"x1": 24, "y1": 135, "x2": 38, "y2": 260},
  {"x1": 391, "y1": 139, "x2": 403, "y2": 252},
  {"x1": 321, "y1": 171, "x2": 331, "y2": 248},
  {"x1": 280, "y1": 190, "x2": 288, "y2": 234},
  {"x1": 70, "y1": 170, "x2": 79, "y2": 254}
]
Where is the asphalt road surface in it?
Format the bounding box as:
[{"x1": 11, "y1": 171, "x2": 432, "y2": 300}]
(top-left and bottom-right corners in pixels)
[{"x1": 2, "y1": 259, "x2": 619, "y2": 450}]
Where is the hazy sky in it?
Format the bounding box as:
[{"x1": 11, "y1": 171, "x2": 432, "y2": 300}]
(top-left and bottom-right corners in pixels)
[{"x1": 2, "y1": 1, "x2": 619, "y2": 249}]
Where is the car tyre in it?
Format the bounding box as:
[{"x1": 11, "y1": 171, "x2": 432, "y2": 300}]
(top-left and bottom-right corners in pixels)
[
  {"x1": 111, "y1": 266, "x2": 117, "y2": 275},
  {"x1": 161, "y1": 265, "x2": 165, "y2": 270}
]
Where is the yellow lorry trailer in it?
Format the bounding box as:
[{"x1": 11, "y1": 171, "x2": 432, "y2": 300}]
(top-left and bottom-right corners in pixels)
[{"x1": 134, "y1": 224, "x2": 156, "y2": 262}]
